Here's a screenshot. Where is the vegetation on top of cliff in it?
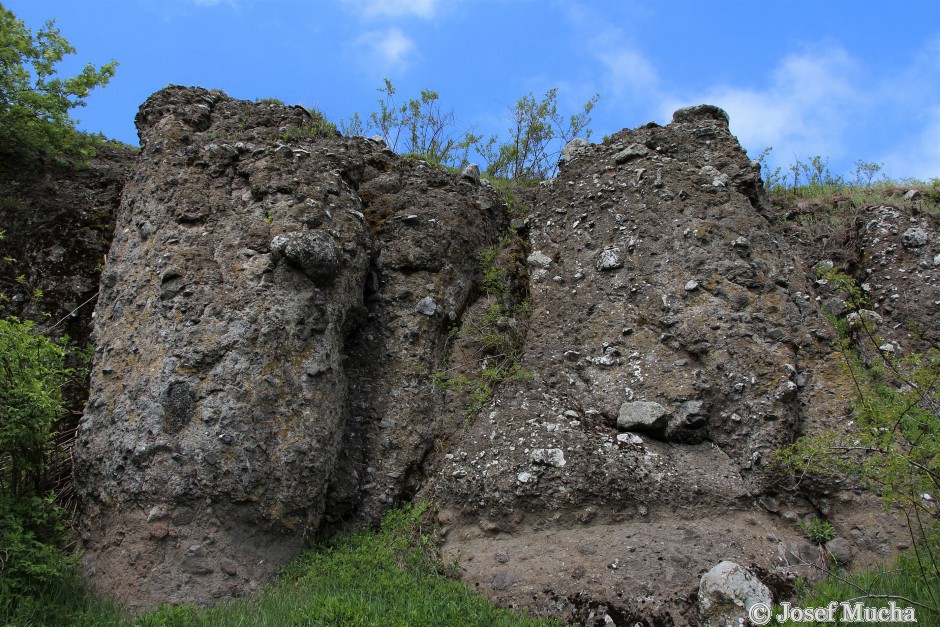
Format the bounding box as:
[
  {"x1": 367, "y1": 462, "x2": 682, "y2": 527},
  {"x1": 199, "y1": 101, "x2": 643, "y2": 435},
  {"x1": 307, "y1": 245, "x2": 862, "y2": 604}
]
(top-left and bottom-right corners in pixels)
[
  {"x1": 758, "y1": 147, "x2": 940, "y2": 210},
  {"x1": 0, "y1": 2, "x2": 117, "y2": 165},
  {"x1": 341, "y1": 79, "x2": 598, "y2": 183}
]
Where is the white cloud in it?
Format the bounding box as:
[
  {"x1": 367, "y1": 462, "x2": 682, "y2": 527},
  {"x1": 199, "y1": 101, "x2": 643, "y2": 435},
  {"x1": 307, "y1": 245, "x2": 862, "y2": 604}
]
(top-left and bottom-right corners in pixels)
[
  {"x1": 354, "y1": 27, "x2": 416, "y2": 71},
  {"x1": 584, "y1": 20, "x2": 661, "y2": 106},
  {"x1": 876, "y1": 36, "x2": 940, "y2": 180},
  {"x1": 342, "y1": 0, "x2": 442, "y2": 19},
  {"x1": 882, "y1": 107, "x2": 940, "y2": 182},
  {"x1": 658, "y1": 46, "x2": 862, "y2": 167},
  {"x1": 599, "y1": 48, "x2": 659, "y2": 95}
]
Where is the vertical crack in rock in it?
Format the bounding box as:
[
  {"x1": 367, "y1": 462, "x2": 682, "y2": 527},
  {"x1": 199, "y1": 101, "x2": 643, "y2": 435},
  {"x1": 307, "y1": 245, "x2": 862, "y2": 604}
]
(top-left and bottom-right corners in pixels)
[{"x1": 323, "y1": 149, "x2": 513, "y2": 531}]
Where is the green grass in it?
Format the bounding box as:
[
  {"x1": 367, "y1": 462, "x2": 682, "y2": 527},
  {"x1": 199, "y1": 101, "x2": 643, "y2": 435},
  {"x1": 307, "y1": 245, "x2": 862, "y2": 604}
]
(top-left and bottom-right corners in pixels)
[
  {"x1": 770, "y1": 179, "x2": 940, "y2": 212},
  {"x1": 1, "y1": 504, "x2": 557, "y2": 627},
  {"x1": 770, "y1": 541, "x2": 940, "y2": 626}
]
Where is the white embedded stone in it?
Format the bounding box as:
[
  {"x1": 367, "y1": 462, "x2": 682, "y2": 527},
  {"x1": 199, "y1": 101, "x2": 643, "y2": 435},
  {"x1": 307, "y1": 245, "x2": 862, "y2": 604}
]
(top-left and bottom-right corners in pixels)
[
  {"x1": 527, "y1": 251, "x2": 552, "y2": 268},
  {"x1": 596, "y1": 248, "x2": 623, "y2": 271},
  {"x1": 530, "y1": 448, "x2": 566, "y2": 467},
  {"x1": 416, "y1": 296, "x2": 437, "y2": 316},
  {"x1": 698, "y1": 561, "x2": 772, "y2": 627}
]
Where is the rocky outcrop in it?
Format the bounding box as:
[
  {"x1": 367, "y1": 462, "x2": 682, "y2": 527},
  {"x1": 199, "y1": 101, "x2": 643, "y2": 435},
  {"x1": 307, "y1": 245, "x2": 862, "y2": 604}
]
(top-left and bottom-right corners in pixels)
[
  {"x1": 0, "y1": 145, "x2": 135, "y2": 493},
  {"x1": 775, "y1": 199, "x2": 940, "y2": 353},
  {"x1": 430, "y1": 107, "x2": 907, "y2": 622},
  {"x1": 0, "y1": 145, "x2": 135, "y2": 362},
  {"x1": 73, "y1": 86, "x2": 508, "y2": 607},
  {"x1": 69, "y1": 89, "x2": 916, "y2": 622}
]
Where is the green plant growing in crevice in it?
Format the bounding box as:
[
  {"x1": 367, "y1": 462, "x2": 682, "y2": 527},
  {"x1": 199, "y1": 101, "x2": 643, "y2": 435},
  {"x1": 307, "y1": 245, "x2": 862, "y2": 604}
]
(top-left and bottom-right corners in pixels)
[
  {"x1": 799, "y1": 516, "x2": 837, "y2": 546},
  {"x1": 279, "y1": 109, "x2": 339, "y2": 141},
  {"x1": 485, "y1": 176, "x2": 531, "y2": 218},
  {"x1": 433, "y1": 239, "x2": 531, "y2": 419}
]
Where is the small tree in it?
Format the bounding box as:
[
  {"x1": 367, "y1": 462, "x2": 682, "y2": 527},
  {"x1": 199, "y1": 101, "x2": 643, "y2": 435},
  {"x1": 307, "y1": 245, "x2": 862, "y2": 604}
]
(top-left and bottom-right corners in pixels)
[
  {"x1": 349, "y1": 79, "x2": 476, "y2": 168},
  {"x1": 0, "y1": 3, "x2": 117, "y2": 162},
  {"x1": 0, "y1": 314, "x2": 76, "y2": 600},
  {"x1": 853, "y1": 160, "x2": 884, "y2": 187},
  {"x1": 777, "y1": 269, "x2": 940, "y2": 604},
  {"x1": 344, "y1": 81, "x2": 600, "y2": 181},
  {"x1": 485, "y1": 88, "x2": 599, "y2": 182}
]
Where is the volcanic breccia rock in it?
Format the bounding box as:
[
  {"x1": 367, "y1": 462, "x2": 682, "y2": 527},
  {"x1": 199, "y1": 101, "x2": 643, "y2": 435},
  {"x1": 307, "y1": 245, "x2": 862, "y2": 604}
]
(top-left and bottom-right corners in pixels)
[
  {"x1": 74, "y1": 86, "x2": 509, "y2": 607},
  {"x1": 72, "y1": 88, "x2": 919, "y2": 622}
]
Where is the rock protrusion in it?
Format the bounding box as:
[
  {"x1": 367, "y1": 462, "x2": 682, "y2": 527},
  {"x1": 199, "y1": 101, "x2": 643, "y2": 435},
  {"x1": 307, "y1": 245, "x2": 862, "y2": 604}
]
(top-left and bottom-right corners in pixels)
[{"x1": 698, "y1": 561, "x2": 772, "y2": 627}]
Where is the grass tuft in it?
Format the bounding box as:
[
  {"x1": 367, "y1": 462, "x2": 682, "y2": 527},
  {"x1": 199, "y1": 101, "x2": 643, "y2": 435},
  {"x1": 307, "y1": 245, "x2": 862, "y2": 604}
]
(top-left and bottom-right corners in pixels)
[{"x1": 2, "y1": 504, "x2": 557, "y2": 626}]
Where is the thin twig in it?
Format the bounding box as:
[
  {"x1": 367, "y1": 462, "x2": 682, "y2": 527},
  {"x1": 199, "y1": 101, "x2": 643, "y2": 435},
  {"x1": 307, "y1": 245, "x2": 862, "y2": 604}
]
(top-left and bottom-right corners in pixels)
[{"x1": 38, "y1": 290, "x2": 99, "y2": 334}]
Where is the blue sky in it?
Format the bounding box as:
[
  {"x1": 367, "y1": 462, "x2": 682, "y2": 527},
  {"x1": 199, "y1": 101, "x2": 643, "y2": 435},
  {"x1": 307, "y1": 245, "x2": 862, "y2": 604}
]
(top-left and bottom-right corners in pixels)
[{"x1": 9, "y1": 0, "x2": 940, "y2": 181}]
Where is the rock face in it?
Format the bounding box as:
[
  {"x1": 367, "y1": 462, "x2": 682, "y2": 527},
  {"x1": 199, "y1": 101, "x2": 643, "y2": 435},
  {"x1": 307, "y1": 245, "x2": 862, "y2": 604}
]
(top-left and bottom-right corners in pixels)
[
  {"x1": 430, "y1": 107, "x2": 906, "y2": 622},
  {"x1": 0, "y1": 145, "x2": 135, "y2": 364},
  {"x1": 74, "y1": 86, "x2": 508, "y2": 607},
  {"x1": 70, "y1": 89, "x2": 916, "y2": 621}
]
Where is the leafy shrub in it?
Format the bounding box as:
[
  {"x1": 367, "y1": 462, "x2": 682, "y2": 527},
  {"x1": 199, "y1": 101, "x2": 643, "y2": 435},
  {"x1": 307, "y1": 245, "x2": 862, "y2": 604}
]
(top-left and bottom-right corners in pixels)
[
  {"x1": 343, "y1": 79, "x2": 599, "y2": 181},
  {"x1": 0, "y1": 316, "x2": 73, "y2": 498},
  {"x1": 483, "y1": 88, "x2": 598, "y2": 182},
  {"x1": 0, "y1": 314, "x2": 77, "y2": 608},
  {"x1": 0, "y1": 3, "x2": 117, "y2": 162},
  {"x1": 776, "y1": 268, "x2": 940, "y2": 613},
  {"x1": 343, "y1": 79, "x2": 476, "y2": 168},
  {"x1": 0, "y1": 493, "x2": 74, "y2": 601},
  {"x1": 798, "y1": 516, "x2": 836, "y2": 546}
]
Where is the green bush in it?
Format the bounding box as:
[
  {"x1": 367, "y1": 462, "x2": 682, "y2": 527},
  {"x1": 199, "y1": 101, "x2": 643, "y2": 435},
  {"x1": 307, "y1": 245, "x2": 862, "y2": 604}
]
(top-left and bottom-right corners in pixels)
[
  {"x1": 0, "y1": 316, "x2": 73, "y2": 498},
  {"x1": 483, "y1": 88, "x2": 598, "y2": 182},
  {"x1": 342, "y1": 79, "x2": 476, "y2": 169},
  {"x1": 0, "y1": 493, "x2": 74, "y2": 601},
  {"x1": 343, "y1": 79, "x2": 599, "y2": 181},
  {"x1": 0, "y1": 314, "x2": 76, "y2": 608},
  {"x1": 0, "y1": 2, "x2": 117, "y2": 162},
  {"x1": 775, "y1": 268, "x2": 940, "y2": 614}
]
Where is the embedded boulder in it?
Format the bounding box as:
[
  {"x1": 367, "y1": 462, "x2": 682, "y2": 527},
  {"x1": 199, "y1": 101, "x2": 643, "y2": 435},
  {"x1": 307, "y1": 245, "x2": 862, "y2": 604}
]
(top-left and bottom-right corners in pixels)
[
  {"x1": 617, "y1": 401, "x2": 670, "y2": 436},
  {"x1": 698, "y1": 561, "x2": 772, "y2": 627}
]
